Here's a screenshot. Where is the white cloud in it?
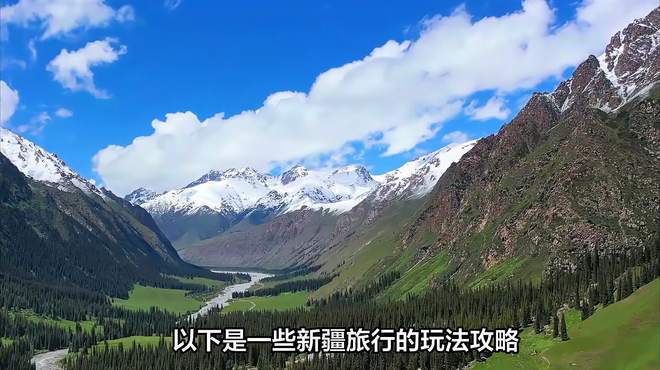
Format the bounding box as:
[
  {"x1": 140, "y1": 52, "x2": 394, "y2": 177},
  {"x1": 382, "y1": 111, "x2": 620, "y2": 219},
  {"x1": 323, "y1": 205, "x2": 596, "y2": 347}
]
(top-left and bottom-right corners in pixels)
[
  {"x1": 55, "y1": 108, "x2": 73, "y2": 118},
  {"x1": 0, "y1": 0, "x2": 134, "y2": 39},
  {"x1": 465, "y1": 96, "x2": 511, "y2": 121},
  {"x1": 0, "y1": 81, "x2": 20, "y2": 126},
  {"x1": 47, "y1": 38, "x2": 127, "y2": 98},
  {"x1": 164, "y1": 0, "x2": 183, "y2": 10},
  {"x1": 442, "y1": 131, "x2": 470, "y2": 144},
  {"x1": 93, "y1": 0, "x2": 658, "y2": 195}
]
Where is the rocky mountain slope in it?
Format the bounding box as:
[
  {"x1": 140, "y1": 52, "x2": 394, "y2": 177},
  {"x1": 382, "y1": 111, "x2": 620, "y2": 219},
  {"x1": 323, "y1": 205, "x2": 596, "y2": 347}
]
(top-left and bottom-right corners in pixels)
[
  {"x1": 0, "y1": 129, "x2": 208, "y2": 297},
  {"x1": 396, "y1": 7, "x2": 660, "y2": 285},
  {"x1": 127, "y1": 141, "x2": 475, "y2": 249}
]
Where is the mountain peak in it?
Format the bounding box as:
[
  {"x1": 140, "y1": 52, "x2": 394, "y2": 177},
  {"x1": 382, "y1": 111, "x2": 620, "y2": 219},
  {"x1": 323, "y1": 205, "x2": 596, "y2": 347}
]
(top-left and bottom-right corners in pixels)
[
  {"x1": 281, "y1": 164, "x2": 309, "y2": 185},
  {"x1": 185, "y1": 167, "x2": 271, "y2": 188},
  {"x1": 125, "y1": 187, "x2": 159, "y2": 205},
  {"x1": 330, "y1": 165, "x2": 375, "y2": 186},
  {"x1": 549, "y1": 7, "x2": 659, "y2": 113},
  {"x1": 373, "y1": 140, "x2": 477, "y2": 201},
  {"x1": 0, "y1": 128, "x2": 102, "y2": 196}
]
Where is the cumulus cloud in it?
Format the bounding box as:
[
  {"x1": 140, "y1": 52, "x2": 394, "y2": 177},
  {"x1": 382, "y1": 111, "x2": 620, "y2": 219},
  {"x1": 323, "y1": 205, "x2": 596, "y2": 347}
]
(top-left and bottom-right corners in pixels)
[
  {"x1": 0, "y1": 81, "x2": 20, "y2": 126},
  {"x1": 55, "y1": 108, "x2": 73, "y2": 118},
  {"x1": 93, "y1": 0, "x2": 658, "y2": 195},
  {"x1": 47, "y1": 38, "x2": 127, "y2": 98},
  {"x1": 0, "y1": 0, "x2": 134, "y2": 39},
  {"x1": 465, "y1": 96, "x2": 511, "y2": 121}
]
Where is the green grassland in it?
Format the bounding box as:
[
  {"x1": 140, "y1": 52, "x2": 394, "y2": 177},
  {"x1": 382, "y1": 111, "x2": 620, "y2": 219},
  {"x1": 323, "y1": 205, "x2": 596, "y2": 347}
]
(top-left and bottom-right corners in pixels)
[
  {"x1": 112, "y1": 284, "x2": 202, "y2": 315},
  {"x1": 473, "y1": 278, "x2": 660, "y2": 370},
  {"x1": 223, "y1": 291, "x2": 309, "y2": 313}
]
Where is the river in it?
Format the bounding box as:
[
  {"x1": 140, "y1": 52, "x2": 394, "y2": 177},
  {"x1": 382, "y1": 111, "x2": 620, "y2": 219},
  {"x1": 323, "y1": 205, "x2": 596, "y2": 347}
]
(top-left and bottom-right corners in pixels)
[
  {"x1": 188, "y1": 270, "x2": 273, "y2": 321},
  {"x1": 30, "y1": 271, "x2": 271, "y2": 370},
  {"x1": 30, "y1": 349, "x2": 69, "y2": 370}
]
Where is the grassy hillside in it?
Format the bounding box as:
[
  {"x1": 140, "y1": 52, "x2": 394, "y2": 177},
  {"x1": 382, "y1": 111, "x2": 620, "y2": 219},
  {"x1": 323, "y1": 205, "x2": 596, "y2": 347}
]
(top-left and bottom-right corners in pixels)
[
  {"x1": 473, "y1": 278, "x2": 660, "y2": 370},
  {"x1": 313, "y1": 199, "x2": 427, "y2": 298},
  {"x1": 382, "y1": 252, "x2": 449, "y2": 299}
]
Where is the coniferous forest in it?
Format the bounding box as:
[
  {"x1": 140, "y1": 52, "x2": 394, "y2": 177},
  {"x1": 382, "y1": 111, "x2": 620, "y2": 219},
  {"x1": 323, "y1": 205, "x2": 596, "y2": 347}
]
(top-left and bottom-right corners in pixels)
[{"x1": 54, "y1": 245, "x2": 657, "y2": 370}]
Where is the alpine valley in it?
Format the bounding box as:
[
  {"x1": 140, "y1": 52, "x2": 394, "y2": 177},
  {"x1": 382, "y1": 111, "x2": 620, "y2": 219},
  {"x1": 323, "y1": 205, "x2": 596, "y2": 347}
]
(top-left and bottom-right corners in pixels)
[{"x1": 0, "y1": 5, "x2": 659, "y2": 370}]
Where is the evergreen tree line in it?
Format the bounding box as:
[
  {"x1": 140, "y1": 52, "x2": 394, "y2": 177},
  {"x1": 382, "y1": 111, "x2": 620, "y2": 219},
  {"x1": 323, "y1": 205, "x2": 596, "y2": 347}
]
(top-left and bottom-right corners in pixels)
[
  {"x1": 0, "y1": 338, "x2": 35, "y2": 370},
  {"x1": 66, "y1": 245, "x2": 658, "y2": 370},
  {"x1": 233, "y1": 274, "x2": 336, "y2": 299},
  {"x1": 0, "y1": 279, "x2": 183, "y2": 370}
]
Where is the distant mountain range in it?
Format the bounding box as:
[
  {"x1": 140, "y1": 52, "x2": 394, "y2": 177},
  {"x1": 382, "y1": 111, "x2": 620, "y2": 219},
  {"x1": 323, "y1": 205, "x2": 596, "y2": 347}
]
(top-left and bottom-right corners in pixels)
[{"x1": 125, "y1": 141, "x2": 476, "y2": 249}]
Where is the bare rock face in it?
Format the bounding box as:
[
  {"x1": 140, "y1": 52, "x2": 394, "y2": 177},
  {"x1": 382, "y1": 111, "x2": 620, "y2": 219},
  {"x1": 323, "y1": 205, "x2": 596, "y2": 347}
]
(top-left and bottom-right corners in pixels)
[{"x1": 402, "y1": 7, "x2": 660, "y2": 281}]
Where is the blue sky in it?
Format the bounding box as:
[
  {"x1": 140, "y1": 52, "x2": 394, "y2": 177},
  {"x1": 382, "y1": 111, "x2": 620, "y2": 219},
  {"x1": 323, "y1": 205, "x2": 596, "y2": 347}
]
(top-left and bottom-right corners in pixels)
[{"x1": 0, "y1": 0, "x2": 656, "y2": 194}]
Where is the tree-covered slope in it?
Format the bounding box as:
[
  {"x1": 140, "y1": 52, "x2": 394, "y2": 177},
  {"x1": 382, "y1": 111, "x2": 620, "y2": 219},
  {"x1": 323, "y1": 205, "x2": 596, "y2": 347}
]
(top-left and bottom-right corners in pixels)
[
  {"x1": 473, "y1": 278, "x2": 659, "y2": 370},
  {"x1": 0, "y1": 152, "x2": 208, "y2": 297}
]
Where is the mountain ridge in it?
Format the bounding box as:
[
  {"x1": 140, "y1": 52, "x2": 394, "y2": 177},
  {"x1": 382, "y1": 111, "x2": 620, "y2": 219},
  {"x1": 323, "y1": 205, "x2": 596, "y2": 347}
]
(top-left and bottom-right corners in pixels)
[{"x1": 127, "y1": 140, "x2": 476, "y2": 248}]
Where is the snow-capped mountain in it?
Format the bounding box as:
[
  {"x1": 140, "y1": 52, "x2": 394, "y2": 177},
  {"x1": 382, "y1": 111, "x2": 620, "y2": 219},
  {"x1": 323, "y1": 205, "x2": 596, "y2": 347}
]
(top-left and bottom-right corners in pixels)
[
  {"x1": 372, "y1": 140, "x2": 477, "y2": 201},
  {"x1": 257, "y1": 164, "x2": 379, "y2": 214},
  {"x1": 131, "y1": 141, "x2": 477, "y2": 217},
  {"x1": 0, "y1": 127, "x2": 103, "y2": 196},
  {"x1": 127, "y1": 140, "x2": 477, "y2": 247},
  {"x1": 125, "y1": 187, "x2": 161, "y2": 205},
  {"x1": 549, "y1": 8, "x2": 659, "y2": 113},
  {"x1": 136, "y1": 164, "x2": 380, "y2": 217}
]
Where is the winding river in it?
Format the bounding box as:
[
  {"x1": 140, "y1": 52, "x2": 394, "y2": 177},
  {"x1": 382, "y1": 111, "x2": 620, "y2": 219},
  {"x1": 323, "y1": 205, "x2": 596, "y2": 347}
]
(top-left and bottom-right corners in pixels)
[
  {"x1": 30, "y1": 271, "x2": 272, "y2": 370},
  {"x1": 188, "y1": 270, "x2": 272, "y2": 321}
]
